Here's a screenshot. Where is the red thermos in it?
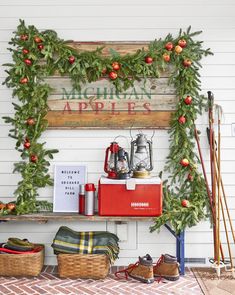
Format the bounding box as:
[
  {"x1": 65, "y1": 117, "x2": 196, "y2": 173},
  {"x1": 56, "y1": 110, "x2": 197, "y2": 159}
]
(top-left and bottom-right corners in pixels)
[{"x1": 79, "y1": 184, "x2": 85, "y2": 214}]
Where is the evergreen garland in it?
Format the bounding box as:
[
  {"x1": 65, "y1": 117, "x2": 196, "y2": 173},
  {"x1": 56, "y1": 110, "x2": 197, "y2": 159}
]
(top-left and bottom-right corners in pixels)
[{"x1": 1, "y1": 20, "x2": 212, "y2": 233}]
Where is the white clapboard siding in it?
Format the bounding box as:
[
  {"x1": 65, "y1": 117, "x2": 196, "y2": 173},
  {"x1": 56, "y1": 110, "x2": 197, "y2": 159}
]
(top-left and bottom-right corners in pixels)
[{"x1": 0, "y1": 0, "x2": 235, "y2": 265}]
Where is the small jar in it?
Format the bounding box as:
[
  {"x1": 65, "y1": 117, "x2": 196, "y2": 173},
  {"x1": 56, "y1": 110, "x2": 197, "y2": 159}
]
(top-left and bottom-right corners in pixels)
[{"x1": 84, "y1": 183, "x2": 96, "y2": 216}]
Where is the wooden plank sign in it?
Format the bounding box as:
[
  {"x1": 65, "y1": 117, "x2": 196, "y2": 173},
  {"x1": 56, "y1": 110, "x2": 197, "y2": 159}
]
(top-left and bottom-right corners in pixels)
[{"x1": 45, "y1": 42, "x2": 177, "y2": 129}]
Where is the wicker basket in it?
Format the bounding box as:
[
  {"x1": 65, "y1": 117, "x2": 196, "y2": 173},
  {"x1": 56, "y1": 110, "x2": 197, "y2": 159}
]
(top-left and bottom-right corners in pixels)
[
  {"x1": 57, "y1": 253, "x2": 110, "y2": 279},
  {"x1": 0, "y1": 244, "x2": 44, "y2": 277}
]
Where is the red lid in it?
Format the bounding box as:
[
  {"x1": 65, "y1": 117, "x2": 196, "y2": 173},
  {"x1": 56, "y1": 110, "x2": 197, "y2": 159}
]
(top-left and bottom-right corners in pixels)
[{"x1": 85, "y1": 183, "x2": 96, "y2": 191}]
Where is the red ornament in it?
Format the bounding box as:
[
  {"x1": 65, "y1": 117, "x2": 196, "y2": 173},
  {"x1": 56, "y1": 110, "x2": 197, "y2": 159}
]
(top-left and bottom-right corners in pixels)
[
  {"x1": 112, "y1": 62, "x2": 121, "y2": 71},
  {"x1": 38, "y1": 44, "x2": 44, "y2": 50},
  {"x1": 178, "y1": 39, "x2": 187, "y2": 48},
  {"x1": 68, "y1": 56, "x2": 75, "y2": 64},
  {"x1": 26, "y1": 117, "x2": 35, "y2": 126},
  {"x1": 30, "y1": 155, "x2": 38, "y2": 163},
  {"x1": 183, "y1": 59, "x2": 192, "y2": 67},
  {"x1": 145, "y1": 56, "x2": 153, "y2": 64},
  {"x1": 178, "y1": 116, "x2": 186, "y2": 124},
  {"x1": 165, "y1": 42, "x2": 174, "y2": 51},
  {"x1": 22, "y1": 48, "x2": 29, "y2": 55},
  {"x1": 24, "y1": 141, "x2": 31, "y2": 149},
  {"x1": 180, "y1": 158, "x2": 189, "y2": 167},
  {"x1": 20, "y1": 35, "x2": 28, "y2": 41},
  {"x1": 24, "y1": 59, "x2": 32, "y2": 66},
  {"x1": 174, "y1": 45, "x2": 183, "y2": 54},
  {"x1": 163, "y1": 53, "x2": 170, "y2": 62},
  {"x1": 34, "y1": 36, "x2": 42, "y2": 43},
  {"x1": 109, "y1": 71, "x2": 118, "y2": 80},
  {"x1": 20, "y1": 77, "x2": 28, "y2": 84},
  {"x1": 181, "y1": 199, "x2": 189, "y2": 208},
  {"x1": 187, "y1": 174, "x2": 193, "y2": 181},
  {"x1": 184, "y1": 95, "x2": 193, "y2": 105}
]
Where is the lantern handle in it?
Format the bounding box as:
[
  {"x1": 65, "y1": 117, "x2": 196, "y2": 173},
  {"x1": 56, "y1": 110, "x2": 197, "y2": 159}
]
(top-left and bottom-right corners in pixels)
[
  {"x1": 114, "y1": 135, "x2": 130, "y2": 149},
  {"x1": 150, "y1": 130, "x2": 155, "y2": 142}
]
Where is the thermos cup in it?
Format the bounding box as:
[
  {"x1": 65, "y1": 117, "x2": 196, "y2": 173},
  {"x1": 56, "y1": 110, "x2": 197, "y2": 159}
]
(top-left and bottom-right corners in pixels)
[{"x1": 84, "y1": 183, "x2": 96, "y2": 216}]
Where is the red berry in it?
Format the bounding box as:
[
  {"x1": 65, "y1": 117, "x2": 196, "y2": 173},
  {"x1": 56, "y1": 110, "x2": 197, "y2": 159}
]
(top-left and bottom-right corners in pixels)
[
  {"x1": 163, "y1": 53, "x2": 170, "y2": 62},
  {"x1": 20, "y1": 77, "x2": 28, "y2": 84},
  {"x1": 38, "y1": 44, "x2": 44, "y2": 50},
  {"x1": 180, "y1": 158, "x2": 189, "y2": 167},
  {"x1": 187, "y1": 174, "x2": 193, "y2": 181},
  {"x1": 24, "y1": 59, "x2": 32, "y2": 66},
  {"x1": 30, "y1": 155, "x2": 38, "y2": 163},
  {"x1": 183, "y1": 59, "x2": 192, "y2": 67},
  {"x1": 109, "y1": 71, "x2": 118, "y2": 80},
  {"x1": 145, "y1": 56, "x2": 153, "y2": 64},
  {"x1": 184, "y1": 95, "x2": 193, "y2": 105},
  {"x1": 68, "y1": 56, "x2": 75, "y2": 64},
  {"x1": 178, "y1": 116, "x2": 186, "y2": 124},
  {"x1": 101, "y1": 68, "x2": 107, "y2": 75},
  {"x1": 22, "y1": 48, "x2": 29, "y2": 55},
  {"x1": 181, "y1": 199, "x2": 189, "y2": 208},
  {"x1": 34, "y1": 36, "x2": 42, "y2": 43},
  {"x1": 112, "y1": 62, "x2": 120, "y2": 71},
  {"x1": 175, "y1": 45, "x2": 183, "y2": 54},
  {"x1": 26, "y1": 118, "x2": 35, "y2": 125},
  {"x1": 178, "y1": 39, "x2": 187, "y2": 48},
  {"x1": 20, "y1": 35, "x2": 28, "y2": 41},
  {"x1": 165, "y1": 42, "x2": 174, "y2": 51},
  {"x1": 24, "y1": 141, "x2": 31, "y2": 149}
]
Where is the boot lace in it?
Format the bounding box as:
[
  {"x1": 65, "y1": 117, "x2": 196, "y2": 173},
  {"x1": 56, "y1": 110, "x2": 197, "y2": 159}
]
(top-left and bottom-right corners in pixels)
[{"x1": 115, "y1": 261, "x2": 139, "y2": 280}]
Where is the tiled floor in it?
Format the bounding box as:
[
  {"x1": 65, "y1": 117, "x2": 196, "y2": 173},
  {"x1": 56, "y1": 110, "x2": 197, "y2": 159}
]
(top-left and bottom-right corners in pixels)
[{"x1": 0, "y1": 266, "x2": 203, "y2": 295}]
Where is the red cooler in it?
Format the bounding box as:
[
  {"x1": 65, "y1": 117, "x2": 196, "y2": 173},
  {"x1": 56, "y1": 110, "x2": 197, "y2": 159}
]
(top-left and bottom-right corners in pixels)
[{"x1": 98, "y1": 176, "x2": 162, "y2": 216}]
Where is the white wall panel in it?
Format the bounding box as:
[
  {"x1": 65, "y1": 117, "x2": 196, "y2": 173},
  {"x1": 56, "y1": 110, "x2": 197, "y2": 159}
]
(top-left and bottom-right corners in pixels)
[{"x1": 0, "y1": 0, "x2": 234, "y2": 266}]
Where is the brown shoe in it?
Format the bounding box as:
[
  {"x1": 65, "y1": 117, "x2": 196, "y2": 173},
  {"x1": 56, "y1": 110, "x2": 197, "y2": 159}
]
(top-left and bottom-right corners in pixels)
[
  {"x1": 115, "y1": 254, "x2": 154, "y2": 284},
  {"x1": 153, "y1": 254, "x2": 180, "y2": 281}
]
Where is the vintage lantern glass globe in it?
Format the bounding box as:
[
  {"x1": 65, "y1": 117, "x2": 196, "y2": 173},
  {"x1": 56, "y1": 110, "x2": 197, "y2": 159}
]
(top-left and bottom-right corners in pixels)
[
  {"x1": 130, "y1": 133, "x2": 153, "y2": 178},
  {"x1": 115, "y1": 148, "x2": 131, "y2": 179}
]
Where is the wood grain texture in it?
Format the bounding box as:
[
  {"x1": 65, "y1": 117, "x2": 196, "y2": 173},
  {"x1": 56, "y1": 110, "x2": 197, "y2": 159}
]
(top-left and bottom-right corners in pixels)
[{"x1": 45, "y1": 110, "x2": 172, "y2": 129}]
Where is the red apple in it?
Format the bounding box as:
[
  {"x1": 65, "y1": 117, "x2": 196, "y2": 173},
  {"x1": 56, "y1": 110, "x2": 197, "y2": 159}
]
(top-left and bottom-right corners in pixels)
[
  {"x1": 187, "y1": 174, "x2": 193, "y2": 181},
  {"x1": 34, "y1": 36, "x2": 42, "y2": 43},
  {"x1": 24, "y1": 59, "x2": 32, "y2": 66},
  {"x1": 178, "y1": 116, "x2": 186, "y2": 124},
  {"x1": 163, "y1": 53, "x2": 170, "y2": 62},
  {"x1": 38, "y1": 44, "x2": 44, "y2": 50},
  {"x1": 24, "y1": 141, "x2": 31, "y2": 149},
  {"x1": 180, "y1": 158, "x2": 189, "y2": 167},
  {"x1": 178, "y1": 39, "x2": 187, "y2": 48},
  {"x1": 175, "y1": 45, "x2": 183, "y2": 54},
  {"x1": 6, "y1": 203, "x2": 16, "y2": 211},
  {"x1": 109, "y1": 71, "x2": 118, "y2": 80},
  {"x1": 181, "y1": 199, "x2": 189, "y2": 208},
  {"x1": 22, "y1": 48, "x2": 29, "y2": 55},
  {"x1": 184, "y1": 95, "x2": 193, "y2": 105},
  {"x1": 112, "y1": 62, "x2": 121, "y2": 71},
  {"x1": 20, "y1": 77, "x2": 28, "y2": 84},
  {"x1": 30, "y1": 155, "x2": 38, "y2": 163},
  {"x1": 26, "y1": 118, "x2": 35, "y2": 126},
  {"x1": 68, "y1": 56, "x2": 75, "y2": 64},
  {"x1": 183, "y1": 59, "x2": 192, "y2": 67},
  {"x1": 145, "y1": 56, "x2": 153, "y2": 64},
  {"x1": 101, "y1": 68, "x2": 107, "y2": 75},
  {"x1": 165, "y1": 42, "x2": 174, "y2": 51},
  {"x1": 20, "y1": 35, "x2": 28, "y2": 41}
]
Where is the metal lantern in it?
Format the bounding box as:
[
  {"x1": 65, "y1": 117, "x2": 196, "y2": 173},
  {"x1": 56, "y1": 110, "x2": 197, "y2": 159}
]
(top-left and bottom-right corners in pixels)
[
  {"x1": 104, "y1": 142, "x2": 120, "y2": 179},
  {"x1": 115, "y1": 148, "x2": 131, "y2": 179},
  {"x1": 130, "y1": 133, "x2": 153, "y2": 178}
]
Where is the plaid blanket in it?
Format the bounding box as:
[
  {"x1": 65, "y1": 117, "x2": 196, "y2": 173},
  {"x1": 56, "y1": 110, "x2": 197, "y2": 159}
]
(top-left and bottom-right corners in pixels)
[{"x1": 51, "y1": 226, "x2": 119, "y2": 263}]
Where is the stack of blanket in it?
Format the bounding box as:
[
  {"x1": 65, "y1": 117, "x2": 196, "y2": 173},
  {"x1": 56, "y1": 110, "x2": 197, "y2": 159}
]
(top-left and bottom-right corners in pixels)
[{"x1": 51, "y1": 226, "x2": 119, "y2": 263}]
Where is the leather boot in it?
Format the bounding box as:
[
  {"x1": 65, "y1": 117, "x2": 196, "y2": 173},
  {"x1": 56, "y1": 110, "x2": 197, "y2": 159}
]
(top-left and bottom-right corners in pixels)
[
  {"x1": 115, "y1": 254, "x2": 154, "y2": 284},
  {"x1": 153, "y1": 254, "x2": 180, "y2": 281}
]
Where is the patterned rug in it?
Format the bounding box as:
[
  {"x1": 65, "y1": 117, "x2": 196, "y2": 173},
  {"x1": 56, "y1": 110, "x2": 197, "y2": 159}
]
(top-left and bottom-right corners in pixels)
[{"x1": 192, "y1": 267, "x2": 235, "y2": 295}]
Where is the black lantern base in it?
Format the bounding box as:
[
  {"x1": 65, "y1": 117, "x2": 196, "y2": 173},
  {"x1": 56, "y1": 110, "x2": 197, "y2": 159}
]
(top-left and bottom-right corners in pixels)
[{"x1": 118, "y1": 173, "x2": 131, "y2": 179}]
